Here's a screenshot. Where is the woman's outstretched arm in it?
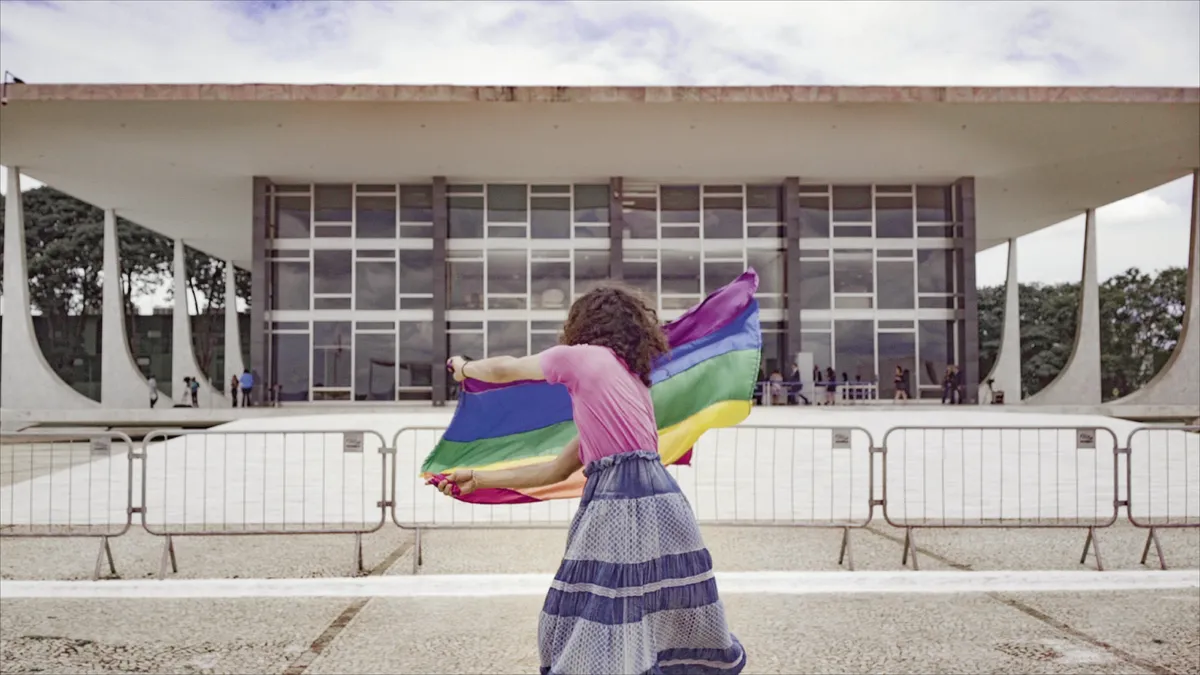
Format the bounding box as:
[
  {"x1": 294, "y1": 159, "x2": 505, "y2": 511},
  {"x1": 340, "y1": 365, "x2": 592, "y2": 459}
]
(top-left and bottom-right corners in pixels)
[
  {"x1": 450, "y1": 354, "x2": 545, "y2": 384},
  {"x1": 440, "y1": 437, "x2": 582, "y2": 495}
]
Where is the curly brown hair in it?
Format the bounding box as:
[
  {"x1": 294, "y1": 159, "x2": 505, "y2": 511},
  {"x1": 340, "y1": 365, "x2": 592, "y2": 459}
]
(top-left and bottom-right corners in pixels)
[{"x1": 559, "y1": 285, "x2": 669, "y2": 386}]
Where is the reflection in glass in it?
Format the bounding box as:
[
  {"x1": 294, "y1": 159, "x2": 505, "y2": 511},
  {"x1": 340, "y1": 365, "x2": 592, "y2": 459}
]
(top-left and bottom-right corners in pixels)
[
  {"x1": 314, "y1": 185, "x2": 352, "y2": 222},
  {"x1": 531, "y1": 261, "x2": 571, "y2": 309},
  {"x1": 704, "y1": 261, "x2": 743, "y2": 295},
  {"x1": 746, "y1": 185, "x2": 782, "y2": 222},
  {"x1": 356, "y1": 195, "x2": 396, "y2": 238},
  {"x1": 312, "y1": 322, "x2": 352, "y2": 388},
  {"x1": 530, "y1": 332, "x2": 560, "y2": 354},
  {"x1": 876, "y1": 259, "x2": 915, "y2": 309},
  {"x1": 918, "y1": 320, "x2": 954, "y2": 386},
  {"x1": 488, "y1": 320, "x2": 528, "y2": 357},
  {"x1": 833, "y1": 250, "x2": 873, "y2": 294},
  {"x1": 276, "y1": 196, "x2": 311, "y2": 239},
  {"x1": 660, "y1": 186, "x2": 700, "y2": 223},
  {"x1": 400, "y1": 185, "x2": 433, "y2": 222},
  {"x1": 624, "y1": 255, "x2": 658, "y2": 305},
  {"x1": 748, "y1": 249, "x2": 784, "y2": 308},
  {"x1": 917, "y1": 249, "x2": 953, "y2": 293},
  {"x1": 761, "y1": 328, "x2": 787, "y2": 377},
  {"x1": 574, "y1": 250, "x2": 610, "y2": 296},
  {"x1": 798, "y1": 258, "x2": 831, "y2": 309},
  {"x1": 835, "y1": 320, "x2": 875, "y2": 381},
  {"x1": 487, "y1": 250, "x2": 528, "y2": 295},
  {"x1": 916, "y1": 186, "x2": 953, "y2": 222},
  {"x1": 447, "y1": 260, "x2": 483, "y2": 309},
  {"x1": 271, "y1": 333, "x2": 310, "y2": 401},
  {"x1": 355, "y1": 333, "x2": 396, "y2": 401},
  {"x1": 355, "y1": 261, "x2": 397, "y2": 310},
  {"x1": 832, "y1": 186, "x2": 872, "y2": 223},
  {"x1": 449, "y1": 196, "x2": 484, "y2": 238},
  {"x1": 487, "y1": 185, "x2": 527, "y2": 223},
  {"x1": 878, "y1": 331, "x2": 916, "y2": 398},
  {"x1": 399, "y1": 250, "x2": 433, "y2": 295},
  {"x1": 573, "y1": 184, "x2": 610, "y2": 237},
  {"x1": 704, "y1": 196, "x2": 744, "y2": 239},
  {"x1": 397, "y1": 322, "x2": 433, "y2": 388},
  {"x1": 798, "y1": 196, "x2": 830, "y2": 238},
  {"x1": 271, "y1": 261, "x2": 311, "y2": 310},
  {"x1": 313, "y1": 250, "x2": 352, "y2": 295},
  {"x1": 531, "y1": 196, "x2": 571, "y2": 239},
  {"x1": 875, "y1": 195, "x2": 914, "y2": 238},
  {"x1": 660, "y1": 250, "x2": 701, "y2": 295},
  {"x1": 624, "y1": 195, "x2": 657, "y2": 239},
  {"x1": 800, "y1": 332, "x2": 832, "y2": 373},
  {"x1": 448, "y1": 332, "x2": 484, "y2": 362}
]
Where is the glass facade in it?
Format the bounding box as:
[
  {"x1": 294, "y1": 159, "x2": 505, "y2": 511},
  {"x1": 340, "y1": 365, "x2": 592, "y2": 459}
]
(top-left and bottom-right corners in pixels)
[{"x1": 264, "y1": 181, "x2": 966, "y2": 403}]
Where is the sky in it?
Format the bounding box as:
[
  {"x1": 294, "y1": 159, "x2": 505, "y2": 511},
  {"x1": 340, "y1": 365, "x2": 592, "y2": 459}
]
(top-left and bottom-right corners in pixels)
[{"x1": 0, "y1": 0, "x2": 1197, "y2": 306}]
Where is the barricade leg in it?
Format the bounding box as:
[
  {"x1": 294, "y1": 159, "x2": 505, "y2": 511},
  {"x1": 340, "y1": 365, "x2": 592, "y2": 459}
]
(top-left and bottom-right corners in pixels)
[
  {"x1": 158, "y1": 535, "x2": 178, "y2": 580},
  {"x1": 901, "y1": 527, "x2": 920, "y2": 570},
  {"x1": 837, "y1": 527, "x2": 855, "y2": 571},
  {"x1": 412, "y1": 528, "x2": 423, "y2": 575},
  {"x1": 352, "y1": 533, "x2": 365, "y2": 577},
  {"x1": 1080, "y1": 527, "x2": 1105, "y2": 571},
  {"x1": 1139, "y1": 528, "x2": 1167, "y2": 571},
  {"x1": 92, "y1": 537, "x2": 117, "y2": 581}
]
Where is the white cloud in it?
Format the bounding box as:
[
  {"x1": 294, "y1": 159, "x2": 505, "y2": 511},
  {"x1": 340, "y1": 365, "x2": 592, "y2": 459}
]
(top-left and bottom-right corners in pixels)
[{"x1": 0, "y1": 0, "x2": 1196, "y2": 295}]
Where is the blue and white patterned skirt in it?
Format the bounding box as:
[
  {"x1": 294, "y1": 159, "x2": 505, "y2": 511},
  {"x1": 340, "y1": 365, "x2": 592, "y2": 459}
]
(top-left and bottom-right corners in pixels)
[{"x1": 538, "y1": 450, "x2": 747, "y2": 675}]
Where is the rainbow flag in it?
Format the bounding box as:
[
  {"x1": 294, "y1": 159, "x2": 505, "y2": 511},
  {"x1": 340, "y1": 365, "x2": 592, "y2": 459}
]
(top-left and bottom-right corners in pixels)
[{"x1": 423, "y1": 269, "x2": 762, "y2": 504}]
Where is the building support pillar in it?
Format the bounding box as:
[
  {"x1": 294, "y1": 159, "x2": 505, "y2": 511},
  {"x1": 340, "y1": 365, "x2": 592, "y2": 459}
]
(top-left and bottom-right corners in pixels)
[
  {"x1": 956, "y1": 177, "x2": 980, "y2": 404},
  {"x1": 782, "y1": 178, "x2": 803, "y2": 369},
  {"x1": 431, "y1": 176, "x2": 448, "y2": 406},
  {"x1": 223, "y1": 260, "x2": 246, "y2": 388},
  {"x1": 1116, "y1": 169, "x2": 1200, "y2": 408},
  {"x1": 250, "y1": 177, "x2": 269, "y2": 405},
  {"x1": 0, "y1": 166, "x2": 98, "y2": 410},
  {"x1": 101, "y1": 208, "x2": 159, "y2": 408},
  {"x1": 172, "y1": 239, "x2": 224, "y2": 407},
  {"x1": 1026, "y1": 209, "x2": 1102, "y2": 405},
  {"x1": 609, "y1": 177, "x2": 625, "y2": 282},
  {"x1": 983, "y1": 238, "x2": 1022, "y2": 403}
]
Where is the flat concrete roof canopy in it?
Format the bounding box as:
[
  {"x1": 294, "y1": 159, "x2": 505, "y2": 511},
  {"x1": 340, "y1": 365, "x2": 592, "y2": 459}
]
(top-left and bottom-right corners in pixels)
[{"x1": 1, "y1": 84, "x2": 1197, "y2": 264}]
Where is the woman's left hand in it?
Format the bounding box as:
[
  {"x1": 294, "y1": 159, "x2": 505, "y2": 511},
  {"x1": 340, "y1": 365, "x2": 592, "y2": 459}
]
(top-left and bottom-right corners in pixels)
[{"x1": 447, "y1": 356, "x2": 468, "y2": 382}]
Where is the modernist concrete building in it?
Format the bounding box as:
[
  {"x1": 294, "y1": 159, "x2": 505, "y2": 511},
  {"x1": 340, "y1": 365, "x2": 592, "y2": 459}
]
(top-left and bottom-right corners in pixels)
[{"x1": 1, "y1": 84, "x2": 1197, "y2": 414}]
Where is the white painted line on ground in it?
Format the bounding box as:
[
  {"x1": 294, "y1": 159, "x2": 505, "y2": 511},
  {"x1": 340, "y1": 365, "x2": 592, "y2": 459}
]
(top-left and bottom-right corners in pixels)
[{"x1": 2, "y1": 570, "x2": 1197, "y2": 600}]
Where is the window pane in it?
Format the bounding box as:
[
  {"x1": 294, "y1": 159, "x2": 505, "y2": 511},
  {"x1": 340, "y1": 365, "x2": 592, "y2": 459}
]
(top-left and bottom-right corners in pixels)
[
  {"x1": 746, "y1": 185, "x2": 781, "y2": 223},
  {"x1": 918, "y1": 320, "x2": 954, "y2": 386},
  {"x1": 314, "y1": 184, "x2": 352, "y2": 222},
  {"x1": 876, "y1": 259, "x2": 915, "y2": 309},
  {"x1": 833, "y1": 250, "x2": 873, "y2": 294},
  {"x1": 832, "y1": 186, "x2": 872, "y2": 223},
  {"x1": 487, "y1": 184, "x2": 527, "y2": 223},
  {"x1": 760, "y1": 329, "x2": 787, "y2": 378},
  {"x1": 748, "y1": 249, "x2": 784, "y2": 297},
  {"x1": 625, "y1": 195, "x2": 657, "y2": 239},
  {"x1": 312, "y1": 321, "x2": 352, "y2": 388},
  {"x1": 704, "y1": 261, "x2": 743, "y2": 296},
  {"x1": 355, "y1": 333, "x2": 396, "y2": 401},
  {"x1": 661, "y1": 250, "x2": 701, "y2": 295},
  {"x1": 400, "y1": 185, "x2": 433, "y2": 222},
  {"x1": 625, "y1": 258, "x2": 658, "y2": 305},
  {"x1": 356, "y1": 195, "x2": 396, "y2": 238},
  {"x1": 355, "y1": 261, "x2": 396, "y2": 310},
  {"x1": 531, "y1": 196, "x2": 570, "y2": 239},
  {"x1": 798, "y1": 258, "x2": 831, "y2": 309},
  {"x1": 271, "y1": 261, "x2": 311, "y2": 310},
  {"x1": 531, "y1": 261, "x2": 571, "y2": 309},
  {"x1": 397, "y1": 321, "x2": 433, "y2": 387},
  {"x1": 573, "y1": 184, "x2": 610, "y2": 223},
  {"x1": 878, "y1": 331, "x2": 916, "y2": 399},
  {"x1": 660, "y1": 186, "x2": 699, "y2": 224},
  {"x1": 799, "y1": 196, "x2": 830, "y2": 238},
  {"x1": 313, "y1": 250, "x2": 352, "y2": 295},
  {"x1": 574, "y1": 250, "x2": 610, "y2": 296},
  {"x1": 530, "y1": 332, "x2": 560, "y2": 354},
  {"x1": 917, "y1": 249, "x2": 954, "y2": 293},
  {"x1": 397, "y1": 249, "x2": 433, "y2": 295},
  {"x1": 875, "y1": 195, "x2": 914, "y2": 238},
  {"x1": 271, "y1": 333, "x2": 310, "y2": 402},
  {"x1": 704, "y1": 196, "x2": 744, "y2": 239},
  {"x1": 276, "y1": 196, "x2": 311, "y2": 239},
  {"x1": 488, "y1": 320, "x2": 528, "y2": 357},
  {"x1": 916, "y1": 185, "x2": 953, "y2": 222},
  {"x1": 448, "y1": 260, "x2": 483, "y2": 309},
  {"x1": 449, "y1": 196, "x2": 484, "y2": 238},
  {"x1": 835, "y1": 320, "x2": 875, "y2": 381},
  {"x1": 448, "y1": 331, "x2": 484, "y2": 363},
  {"x1": 487, "y1": 250, "x2": 527, "y2": 295},
  {"x1": 800, "y1": 332, "x2": 832, "y2": 375}
]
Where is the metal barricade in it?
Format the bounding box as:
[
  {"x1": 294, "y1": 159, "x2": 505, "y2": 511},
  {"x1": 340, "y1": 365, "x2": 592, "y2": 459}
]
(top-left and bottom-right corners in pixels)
[
  {"x1": 391, "y1": 424, "x2": 877, "y2": 573},
  {"x1": 140, "y1": 428, "x2": 389, "y2": 578},
  {"x1": 0, "y1": 430, "x2": 135, "y2": 580},
  {"x1": 881, "y1": 426, "x2": 1120, "y2": 570},
  {"x1": 1124, "y1": 426, "x2": 1200, "y2": 570}
]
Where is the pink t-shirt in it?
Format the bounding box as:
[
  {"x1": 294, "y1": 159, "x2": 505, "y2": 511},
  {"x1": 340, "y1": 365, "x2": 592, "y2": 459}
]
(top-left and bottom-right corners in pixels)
[{"x1": 540, "y1": 344, "x2": 658, "y2": 464}]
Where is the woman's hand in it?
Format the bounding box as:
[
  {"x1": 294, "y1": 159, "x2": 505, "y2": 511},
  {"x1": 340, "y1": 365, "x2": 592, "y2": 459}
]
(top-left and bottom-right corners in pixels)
[
  {"x1": 447, "y1": 356, "x2": 468, "y2": 382},
  {"x1": 439, "y1": 469, "x2": 478, "y2": 496}
]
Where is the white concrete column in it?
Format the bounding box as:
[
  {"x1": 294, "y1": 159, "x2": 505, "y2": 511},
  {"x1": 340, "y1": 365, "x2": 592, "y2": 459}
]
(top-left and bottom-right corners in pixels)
[
  {"x1": 223, "y1": 260, "x2": 246, "y2": 387},
  {"x1": 983, "y1": 238, "x2": 1022, "y2": 403},
  {"x1": 101, "y1": 209, "x2": 161, "y2": 408},
  {"x1": 1117, "y1": 169, "x2": 1200, "y2": 408},
  {"x1": 1026, "y1": 209, "x2": 1102, "y2": 405},
  {"x1": 171, "y1": 239, "x2": 225, "y2": 407},
  {"x1": 0, "y1": 166, "x2": 98, "y2": 410}
]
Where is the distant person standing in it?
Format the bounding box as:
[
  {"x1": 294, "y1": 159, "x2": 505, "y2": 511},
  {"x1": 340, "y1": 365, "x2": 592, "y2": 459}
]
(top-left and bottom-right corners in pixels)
[
  {"x1": 188, "y1": 377, "x2": 200, "y2": 407},
  {"x1": 148, "y1": 376, "x2": 159, "y2": 408},
  {"x1": 230, "y1": 375, "x2": 240, "y2": 408},
  {"x1": 239, "y1": 369, "x2": 254, "y2": 407}
]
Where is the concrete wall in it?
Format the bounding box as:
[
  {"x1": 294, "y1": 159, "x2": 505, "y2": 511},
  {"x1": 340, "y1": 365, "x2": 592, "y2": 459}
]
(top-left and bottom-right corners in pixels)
[
  {"x1": 982, "y1": 239, "x2": 1022, "y2": 403},
  {"x1": 171, "y1": 239, "x2": 226, "y2": 407},
  {"x1": 101, "y1": 208, "x2": 164, "y2": 408}
]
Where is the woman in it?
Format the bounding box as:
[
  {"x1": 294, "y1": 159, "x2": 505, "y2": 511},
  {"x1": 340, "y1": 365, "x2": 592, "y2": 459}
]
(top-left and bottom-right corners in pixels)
[
  {"x1": 230, "y1": 375, "x2": 240, "y2": 408},
  {"x1": 893, "y1": 365, "x2": 907, "y2": 401},
  {"x1": 440, "y1": 285, "x2": 746, "y2": 675}
]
